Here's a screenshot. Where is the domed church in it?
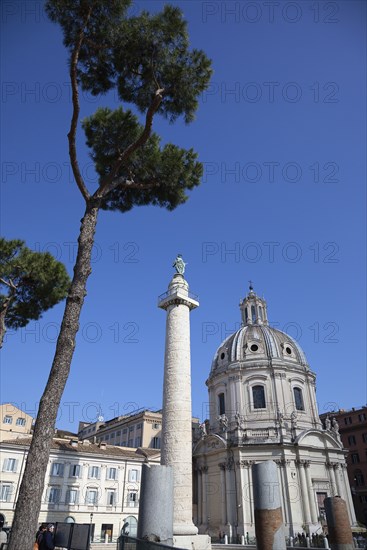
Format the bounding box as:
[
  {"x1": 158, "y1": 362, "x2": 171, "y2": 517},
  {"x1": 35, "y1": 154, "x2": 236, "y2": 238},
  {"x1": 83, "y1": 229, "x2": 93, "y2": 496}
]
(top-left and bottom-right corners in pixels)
[{"x1": 193, "y1": 285, "x2": 357, "y2": 540}]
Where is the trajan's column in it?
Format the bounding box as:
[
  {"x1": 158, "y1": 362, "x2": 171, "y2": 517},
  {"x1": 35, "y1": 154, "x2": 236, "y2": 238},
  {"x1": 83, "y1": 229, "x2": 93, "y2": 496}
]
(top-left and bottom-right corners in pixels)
[{"x1": 158, "y1": 256, "x2": 210, "y2": 550}]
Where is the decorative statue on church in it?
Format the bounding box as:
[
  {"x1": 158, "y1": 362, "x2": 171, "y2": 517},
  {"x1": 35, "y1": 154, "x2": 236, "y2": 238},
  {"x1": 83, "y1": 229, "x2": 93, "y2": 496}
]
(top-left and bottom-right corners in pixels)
[
  {"x1": 173, "y1": 254, "x2": 186, "y2": 275},
  {"x1": 290, "y1": 410, "x2": 298, "y2": 428},
  {"x1": 277, "y1": 409, "x2": 284, "y2": 427},
  {"x1": 325, "y1": 416, "x2": 331, "y2": 431},
  {"x1": 331, "y1": 417, "x2": 339, "y2": 433},
  {"x1": 235, "y1": 411, "x2": 246, "y2": 430},
  {"x1": 217, "y1": 414, "x2": 228, "y2": 433},
  {"x1": 199, "y1": 421, "x2": 207, "y2": 438}
]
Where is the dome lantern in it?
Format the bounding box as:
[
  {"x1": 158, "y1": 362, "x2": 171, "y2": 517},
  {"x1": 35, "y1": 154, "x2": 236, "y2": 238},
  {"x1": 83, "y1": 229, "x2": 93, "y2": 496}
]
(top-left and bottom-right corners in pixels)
[{"x1": 239, "y1": 282, "x2": 268, "y2": 326}]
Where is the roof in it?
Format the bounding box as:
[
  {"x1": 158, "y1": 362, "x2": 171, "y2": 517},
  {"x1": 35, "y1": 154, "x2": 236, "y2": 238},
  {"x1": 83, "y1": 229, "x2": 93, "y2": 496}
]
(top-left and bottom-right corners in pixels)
[{"x1": 0, "y1": 437, "x2": 160, "y2": 460}]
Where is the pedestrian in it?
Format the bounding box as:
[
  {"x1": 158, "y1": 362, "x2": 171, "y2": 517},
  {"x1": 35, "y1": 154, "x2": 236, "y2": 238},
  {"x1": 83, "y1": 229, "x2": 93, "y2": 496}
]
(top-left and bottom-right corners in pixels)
[
  {"x1": 34, "y1": 524, "x2": 47, "y2": 550},
  {"x1": 39, "y1": 524, "x2": 55, "y2": 550},
  {"x1": 0, "y1": 528, "x2": 7, "y2": 548}
]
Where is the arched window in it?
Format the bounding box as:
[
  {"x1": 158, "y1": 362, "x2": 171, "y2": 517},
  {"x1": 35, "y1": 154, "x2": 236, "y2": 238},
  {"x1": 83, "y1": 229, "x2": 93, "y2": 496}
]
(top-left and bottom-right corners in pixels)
[
  {"x1": 258, "y1": 306, "x2": 263, "y2": 320},
  {"x1": 65, "y1": 516, "x2": 75, "y2": 523},
  {"x1": 293, "y1": 387, "x2": 304, "y2": 411},
  {"x1": 218, "y1": 393, "x2": 225, "y2": 415},
  {"x1": 252, "y1": 385, "x2": 265, "y2": 409},
  {"x1": 122, "y1": 516, "x2": 138, "y2": 537},
  {"x1": 251, "y1": 305, "x2": 256, "y2": 323}
]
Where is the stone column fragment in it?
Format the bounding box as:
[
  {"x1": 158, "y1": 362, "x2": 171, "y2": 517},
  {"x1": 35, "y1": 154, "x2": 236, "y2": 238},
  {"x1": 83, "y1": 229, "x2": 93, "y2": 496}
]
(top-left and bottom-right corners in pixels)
[
  {"x1": 252, "y1": 460, "x2": 286, "y2": 550},
  {"x1": 137, "y1": 464, "x2": 173, "y2": 544},
  {"x1": 324, "y1": 496, "x2": 354, "y2": 550}
]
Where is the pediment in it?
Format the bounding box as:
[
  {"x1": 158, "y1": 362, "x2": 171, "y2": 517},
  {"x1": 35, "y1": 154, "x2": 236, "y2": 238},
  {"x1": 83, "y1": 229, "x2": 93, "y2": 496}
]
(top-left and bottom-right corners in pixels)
[
  {"x1": 193, "y1": 434, "x2": 227, "y2": 455},
  {"x1": 295, "y1": 429, "x2": 343, "y2": 450}
]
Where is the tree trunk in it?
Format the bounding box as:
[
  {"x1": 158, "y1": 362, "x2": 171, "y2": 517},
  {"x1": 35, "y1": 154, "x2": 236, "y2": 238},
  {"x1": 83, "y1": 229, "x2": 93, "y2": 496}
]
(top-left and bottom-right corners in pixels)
[
  {"x1": 8, "y1": 202, "x2": 99, "y2": 550},
  {"x1": 0, "y1": 299, "x2": 10, "y2": 349},
  {"x1": 0, "y1": 289, "x2": 15, "y2": 349}
]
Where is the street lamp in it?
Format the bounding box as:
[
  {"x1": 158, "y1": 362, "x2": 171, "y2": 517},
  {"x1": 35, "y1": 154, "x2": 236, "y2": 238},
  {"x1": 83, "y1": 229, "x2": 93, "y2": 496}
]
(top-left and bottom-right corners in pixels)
[{"x1": 90, "y1": 513, "x2": 94, "y2": 545}]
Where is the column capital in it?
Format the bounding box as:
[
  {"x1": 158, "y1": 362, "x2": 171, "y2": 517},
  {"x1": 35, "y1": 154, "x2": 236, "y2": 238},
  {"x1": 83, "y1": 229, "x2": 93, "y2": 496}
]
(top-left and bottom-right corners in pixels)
[{"x1": 237, "y1": 459, "x2": 254, "y2": 469}]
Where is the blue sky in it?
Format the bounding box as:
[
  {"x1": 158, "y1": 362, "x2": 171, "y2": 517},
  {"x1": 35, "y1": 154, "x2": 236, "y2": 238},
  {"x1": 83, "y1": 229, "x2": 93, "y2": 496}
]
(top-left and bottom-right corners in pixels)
[{"x1": 1, "y1": 0, "x2": 366, "y2": 432}]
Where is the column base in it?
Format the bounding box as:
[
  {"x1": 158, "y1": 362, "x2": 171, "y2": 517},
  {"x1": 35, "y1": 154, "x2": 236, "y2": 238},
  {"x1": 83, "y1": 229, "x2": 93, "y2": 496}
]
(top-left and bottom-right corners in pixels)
[{"x1": 172, "y1": 534, "x2": 211, "y2": 550}]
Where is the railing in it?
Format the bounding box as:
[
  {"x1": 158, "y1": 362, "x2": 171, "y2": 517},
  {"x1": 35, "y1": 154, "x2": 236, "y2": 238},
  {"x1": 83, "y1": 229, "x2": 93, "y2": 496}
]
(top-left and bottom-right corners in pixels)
[{"x1": 158, "y1": 287, "x2": 199, "y2": 303}]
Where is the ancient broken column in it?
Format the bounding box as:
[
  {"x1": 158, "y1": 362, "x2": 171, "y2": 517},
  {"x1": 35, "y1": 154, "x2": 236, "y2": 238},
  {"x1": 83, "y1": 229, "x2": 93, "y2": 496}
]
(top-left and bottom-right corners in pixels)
[
  {"x1": 137, "y1": 464, "x2": 173, "y2": 544},
  {"x1": 324, "y1": 496, "x2": 354, "y2": 550},
  {"x1": 252, "y1": 460, "x2": 286, "y2": 550},
  {"x1": 158, "y1": 259, "x2": 211, "y2": 550}
]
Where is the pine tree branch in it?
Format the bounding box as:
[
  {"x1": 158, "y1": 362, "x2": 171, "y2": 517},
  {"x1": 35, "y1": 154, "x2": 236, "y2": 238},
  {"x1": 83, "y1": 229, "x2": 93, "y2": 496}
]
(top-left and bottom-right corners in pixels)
[
  {"x1": 0, "y1": 277, "x2": 17, "y2": 290},
  {"x1": 94, "y1": 88, "x2": 164, "y2": 199},
  {"x1": 67, "y1": 9, "x2": 93, "y2": 203}
]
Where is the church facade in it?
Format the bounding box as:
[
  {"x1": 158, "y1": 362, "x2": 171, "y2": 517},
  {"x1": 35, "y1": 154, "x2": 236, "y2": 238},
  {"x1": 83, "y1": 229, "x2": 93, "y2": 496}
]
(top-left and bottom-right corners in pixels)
[{"x1": 193, "y1": 286, "x2": 357, "y2": 540}]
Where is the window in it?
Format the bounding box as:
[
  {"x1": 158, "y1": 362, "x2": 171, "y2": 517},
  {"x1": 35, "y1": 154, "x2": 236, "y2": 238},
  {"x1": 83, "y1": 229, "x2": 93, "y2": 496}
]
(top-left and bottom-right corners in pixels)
[
  {"x1": 129, "y1": 426, "x2": 134, "y2": 433},
  {"x1": 355, "y1": 470, "x2": 365, "y2": 487},
  {"x1": 363, "y1": 433, "x2": 367, "y2": 443},
  {"x1": 293, "y1": 387, "x2": 305, "y2": 411},
  {"x1": 3, "y1": 458, "x2": 18, "y2": 472},
  {"x1": 259, "y1": 306, "x2": 263, "y2": 320},
  {"x1": 359, "y1": 496, "x2": 367, "y2": 503},
  {"x1": 352, "y1": 453, "x2": 360, "y2": 464},
  {"x1": 128, "y1": 439, "x2": 134, "y2": 447},
  {"x1": 251, "y1": 305, "x2": 256, "y2": 323},
  {"x1": 153, "y1": 423, "x2": 160, "y2": 430},
  {"x1": 253, "y1": 385, "x2": 266, "y2": 409},
  {"x1": 16, "y1": 418, "x2": 26, "y2": 426},
  {"x1": 123, "y1": 516, "x2": 137, "y2": 538},
  {"x1": 344, "y1": 416, "x2": 352, "y2": 425},
  {"x1": 359, "y1": 413, "x2": 366, "y2": 422},
  {"x1": 48, "y1": 487, "x2": 61, "y2": 504},
  {"x1": 3, "y1": 416, "x2": 12, "y2": 424},
  {"x1": 116, "y1": 431, "x2": 121, "y2": 436},
  {"x1": 86, "y1": 489, "x2": 99, "y2": 505},
  {"x1": 128, "y1": 469, "x2": 138, "y2": 482},
  {"x1": 134, "y1": 436, "x2": 142, "y2": 447},
  {"x1": 348, "y1": 435, "x2": 356, "y2": 446},
  {"x1": 66, "y1": 488, "x2": 79, "y2": 504},
  {"x1": 105, "y1": 435, "x2": 110, "y2": 440},
  {"x1": 122, "y1": 428, "x2": 128, "y2": 434},
  {"x1": 107, "y1": 467, "x2": 117, "y2": 480},
  {"x1": 51, "y1": 463, "x2": 64, "y2": 477},
  {"x1": 136, "y1": 423, "x2": 142, "y2": 430},
  {"x1": 69, "y1": 464, "x2": 81, "y2": 478},
  {"x1": 106, "y1": 490, "x2": 116, "y2": 506},
  {"x1": 316, "y1": 492, "x2": 327, "y2": 521},
  {"x1": 0, "y1": 483, "x2": 12, "y2": 502},
  {"x1": 218, "y1": 393, "x2": 225, "y2": 415},
  {"x1": 151, "y1": 437, "x2": 161, "y2": 449},
  {"x1": 128, "y1": 492, "x2": 138, "y2": 507},
  {"x1": 88, "y1": 466, "x2": 100, "y2": 479}
]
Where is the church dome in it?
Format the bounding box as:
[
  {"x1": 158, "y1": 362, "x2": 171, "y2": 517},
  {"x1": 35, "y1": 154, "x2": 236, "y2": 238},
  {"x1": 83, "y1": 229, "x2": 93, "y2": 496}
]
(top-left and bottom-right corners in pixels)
[{"x1": 210, "y1": 285, "x2": 309, "y2": 376}]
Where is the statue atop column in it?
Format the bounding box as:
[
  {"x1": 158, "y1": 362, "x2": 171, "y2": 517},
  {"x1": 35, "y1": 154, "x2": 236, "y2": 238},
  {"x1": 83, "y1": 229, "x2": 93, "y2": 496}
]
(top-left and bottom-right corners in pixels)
[{"x1": 173, "y1": 254, "x2": 186, "y2": 275}]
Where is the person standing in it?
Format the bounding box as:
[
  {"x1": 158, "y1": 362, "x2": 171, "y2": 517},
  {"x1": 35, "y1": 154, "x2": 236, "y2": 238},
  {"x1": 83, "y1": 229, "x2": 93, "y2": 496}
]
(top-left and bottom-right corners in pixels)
[
  {"x1": 0, "y1": 528, "x2": 7, "y2": 548},
  {"x1": 39, "y1": 524, "x2": 55, "y2": 550}
]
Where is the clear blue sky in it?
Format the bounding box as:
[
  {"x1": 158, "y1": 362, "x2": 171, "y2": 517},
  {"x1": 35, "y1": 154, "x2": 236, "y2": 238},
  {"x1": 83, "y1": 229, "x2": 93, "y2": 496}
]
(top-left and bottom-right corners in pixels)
[{"x1": 1, "y1": 0, "x2": 366, "y2": 432}]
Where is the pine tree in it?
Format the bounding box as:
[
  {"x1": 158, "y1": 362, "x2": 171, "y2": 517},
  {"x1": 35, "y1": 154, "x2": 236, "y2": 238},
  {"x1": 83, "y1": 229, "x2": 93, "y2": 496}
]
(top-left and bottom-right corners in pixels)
[
  {"x1": 0, "y1": 238, "x2": 70, "y2": 348},
  {"x1": 7, "y1": 1, "x2": 212, "y2": 548}
]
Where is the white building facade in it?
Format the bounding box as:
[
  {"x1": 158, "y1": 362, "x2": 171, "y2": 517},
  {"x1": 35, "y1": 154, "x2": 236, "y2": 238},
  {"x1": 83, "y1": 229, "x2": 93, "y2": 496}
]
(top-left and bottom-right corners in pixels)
[
  {"x1": 0, "y1": 437, "x2": 159, "y2": 542},
  {"x1": 193, "y1": 286, "x2": 357, "y2": 541}
]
